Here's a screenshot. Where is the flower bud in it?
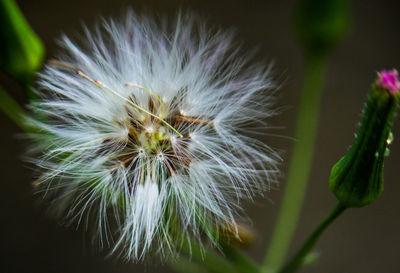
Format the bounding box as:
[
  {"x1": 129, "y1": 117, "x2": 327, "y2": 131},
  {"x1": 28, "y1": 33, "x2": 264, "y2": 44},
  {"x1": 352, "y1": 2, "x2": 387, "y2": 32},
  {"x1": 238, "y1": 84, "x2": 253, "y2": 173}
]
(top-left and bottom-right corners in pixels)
[
  {"x1": 329, "y1": 69, "x2": 400, "y2": 208},
  {"x1": 221, "y1": 221, "x2": 255, "y2": 246},
  {"x1": 294, "y1": 0, "x2": 349, "y2": 57},
  {"x1": 0, "y1": 0, "x2": 44, "y2": 83}
]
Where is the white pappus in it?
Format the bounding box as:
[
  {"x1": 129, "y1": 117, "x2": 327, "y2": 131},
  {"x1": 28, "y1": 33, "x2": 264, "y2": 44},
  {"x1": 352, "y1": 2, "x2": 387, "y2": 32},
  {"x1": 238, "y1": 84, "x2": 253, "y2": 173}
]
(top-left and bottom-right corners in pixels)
[{"x1": 27, "y1": 11, "x2": 279, "y2": 261}]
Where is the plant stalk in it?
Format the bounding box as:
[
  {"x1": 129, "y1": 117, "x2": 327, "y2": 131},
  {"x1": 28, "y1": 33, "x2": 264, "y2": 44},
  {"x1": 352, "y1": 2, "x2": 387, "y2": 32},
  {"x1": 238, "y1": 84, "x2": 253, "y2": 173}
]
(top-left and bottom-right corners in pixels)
[
  {"x1": 0, "y1": 85, "x2": 26, "y2": 130},
  {"x1": 263, "y1": 53, "x2": 328, "y2": 272},
  {"x1": 278, "y1": 203, "x2": 346, "y2": 273}
]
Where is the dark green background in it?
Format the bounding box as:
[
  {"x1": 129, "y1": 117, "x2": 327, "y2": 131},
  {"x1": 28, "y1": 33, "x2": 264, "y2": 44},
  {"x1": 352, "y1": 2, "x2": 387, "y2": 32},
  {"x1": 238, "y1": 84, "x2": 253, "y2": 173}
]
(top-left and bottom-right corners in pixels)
[{"x1": 1, "y1": 0, "x2": 399, "y2": 272}]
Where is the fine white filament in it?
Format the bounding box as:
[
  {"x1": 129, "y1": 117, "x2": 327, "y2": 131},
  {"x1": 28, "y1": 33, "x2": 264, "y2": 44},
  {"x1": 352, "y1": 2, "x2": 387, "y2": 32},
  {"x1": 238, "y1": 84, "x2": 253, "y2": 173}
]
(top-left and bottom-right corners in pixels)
[{"x1": 27, "y1": 11, "x2": 279, "y2": 261}]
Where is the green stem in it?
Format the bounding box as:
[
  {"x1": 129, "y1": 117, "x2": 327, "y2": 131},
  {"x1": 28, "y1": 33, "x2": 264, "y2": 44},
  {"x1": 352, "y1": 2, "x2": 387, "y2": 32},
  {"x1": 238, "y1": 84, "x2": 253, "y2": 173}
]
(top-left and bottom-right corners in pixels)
[
  {"x1": 278, "y1": 203, "x2": 346, "y2": 273},
  {"x1": 221, "y1": 242, "x2": 261, "y2": 273},
  {"x1": 0, "y1": 85, "x2": 26, "y2": 130},
  {"x1": 174, "y1": 238, "x2": 262, "y2": 273},
  {"x1": 263, "y1": 53, "x2": 328, "y2": 272},
  {"x1": 178, "y1": 239, "x2": 242, "y2": 273},
  {"x1": 167, "y1": 257, "x2": 210, "y2": 273}
]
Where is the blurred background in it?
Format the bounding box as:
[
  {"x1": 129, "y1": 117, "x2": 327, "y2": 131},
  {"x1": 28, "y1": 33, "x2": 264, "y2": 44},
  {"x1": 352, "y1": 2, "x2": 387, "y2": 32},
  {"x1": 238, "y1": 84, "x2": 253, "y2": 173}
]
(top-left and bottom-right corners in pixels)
[{"x1": 0, "y1": 0, "x2": 399, "y2": 272}]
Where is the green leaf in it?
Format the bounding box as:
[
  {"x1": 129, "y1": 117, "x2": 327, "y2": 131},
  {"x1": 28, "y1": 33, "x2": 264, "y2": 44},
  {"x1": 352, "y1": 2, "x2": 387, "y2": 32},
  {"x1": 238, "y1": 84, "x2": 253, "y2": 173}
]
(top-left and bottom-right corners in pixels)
[{"x1": 0, "y1": 0, "x2": 45, "y2": 84}]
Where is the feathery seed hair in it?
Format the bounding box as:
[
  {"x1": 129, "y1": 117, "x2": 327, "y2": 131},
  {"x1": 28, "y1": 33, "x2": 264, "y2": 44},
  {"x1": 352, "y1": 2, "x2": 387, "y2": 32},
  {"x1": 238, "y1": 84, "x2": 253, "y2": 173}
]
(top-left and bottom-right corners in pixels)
[{"x1": 27, "y1": 11, "x2": 279, "y2": 261}]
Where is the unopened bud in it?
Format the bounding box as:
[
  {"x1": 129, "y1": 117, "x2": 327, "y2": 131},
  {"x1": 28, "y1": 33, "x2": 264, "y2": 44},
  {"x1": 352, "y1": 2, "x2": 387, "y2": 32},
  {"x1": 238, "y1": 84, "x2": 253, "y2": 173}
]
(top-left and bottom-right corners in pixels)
[
  {"x1": 294, "y1": 0, "x2": 350, "y2": 57},
  {"x1": 329, "y1": 69, "x2": 400, "y2": 207}
]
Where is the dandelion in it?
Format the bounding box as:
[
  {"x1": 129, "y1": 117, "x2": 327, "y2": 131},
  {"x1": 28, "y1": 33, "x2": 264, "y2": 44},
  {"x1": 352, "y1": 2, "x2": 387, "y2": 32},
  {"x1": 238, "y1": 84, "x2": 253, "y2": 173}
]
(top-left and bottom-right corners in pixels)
[{"x1": 27, "y1": 11, "x2": 279, "y2": 261}]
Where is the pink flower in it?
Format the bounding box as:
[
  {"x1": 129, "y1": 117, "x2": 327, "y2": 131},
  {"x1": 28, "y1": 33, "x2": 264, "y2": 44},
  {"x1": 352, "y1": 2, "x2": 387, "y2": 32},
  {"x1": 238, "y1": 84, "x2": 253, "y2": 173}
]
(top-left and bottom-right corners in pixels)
[{"x1": 377, "y1": 69, "x2": 400, "y2": 95}]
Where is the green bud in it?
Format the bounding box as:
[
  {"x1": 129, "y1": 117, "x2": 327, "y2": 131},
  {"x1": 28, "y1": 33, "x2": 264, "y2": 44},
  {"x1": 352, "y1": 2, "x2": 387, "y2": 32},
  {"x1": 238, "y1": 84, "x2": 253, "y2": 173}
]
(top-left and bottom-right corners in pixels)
[
  {"x1": 294, "y1": 0, "x2": 350, "y2": 57},
  {"x1": 0, "y1": 0, "x2": 44, "y2": 84},
  {"x1": 329, "y1": 70, "x2": 400, "y2": 208}
]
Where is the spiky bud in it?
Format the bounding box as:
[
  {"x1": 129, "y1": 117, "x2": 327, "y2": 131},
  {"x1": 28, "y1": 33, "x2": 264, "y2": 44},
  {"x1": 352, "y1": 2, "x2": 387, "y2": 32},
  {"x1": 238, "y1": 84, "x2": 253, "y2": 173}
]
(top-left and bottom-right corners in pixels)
[{"x1": 329, "y1": 69, "x2": 400, "y2": 208}]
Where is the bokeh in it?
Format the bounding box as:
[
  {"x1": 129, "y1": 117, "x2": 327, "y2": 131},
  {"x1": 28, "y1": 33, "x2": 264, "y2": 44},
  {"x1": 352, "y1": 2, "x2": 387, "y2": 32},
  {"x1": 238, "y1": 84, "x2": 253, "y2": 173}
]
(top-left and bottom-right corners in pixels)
[{"x1": 1, "y1": 0, "x2": 399, "y2": 272}]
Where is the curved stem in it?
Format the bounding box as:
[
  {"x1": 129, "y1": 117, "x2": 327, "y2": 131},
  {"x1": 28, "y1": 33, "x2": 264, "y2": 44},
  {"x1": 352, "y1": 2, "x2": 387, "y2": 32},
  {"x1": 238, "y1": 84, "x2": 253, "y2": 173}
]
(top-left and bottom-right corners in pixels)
[
  {"x1": 176, "y1": 239, "x2": 242, "y2": 273},
  {"x1": 220, "y1": 242, "x2": 261, "y2": 273},
  {"x1": 263, "y1": 54, "x2": 328, "y2": 272},
  {"x1": 168, "y1": 258, "x2": 209, "y2": 273},
  {"x1": 0, "y1": 85, "x2": 26, "y2": 130},
  {"x1": 278, "y1": 203, "x2": 346, "y2": 273}
]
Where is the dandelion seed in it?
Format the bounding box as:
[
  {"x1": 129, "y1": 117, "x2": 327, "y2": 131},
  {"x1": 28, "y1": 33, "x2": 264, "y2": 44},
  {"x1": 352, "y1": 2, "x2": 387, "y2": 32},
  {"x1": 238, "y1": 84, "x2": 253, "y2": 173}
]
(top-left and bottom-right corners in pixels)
[{"x1": 26, "y1": 11, "x2": 279, "y2": 261}]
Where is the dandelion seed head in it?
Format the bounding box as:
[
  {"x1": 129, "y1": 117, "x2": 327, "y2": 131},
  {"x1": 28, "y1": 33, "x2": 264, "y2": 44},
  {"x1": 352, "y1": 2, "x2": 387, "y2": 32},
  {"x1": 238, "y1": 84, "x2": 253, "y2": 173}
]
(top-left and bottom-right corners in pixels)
[{"x1": 27, "y1": 11, "x2": 279, "y2": 261}]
